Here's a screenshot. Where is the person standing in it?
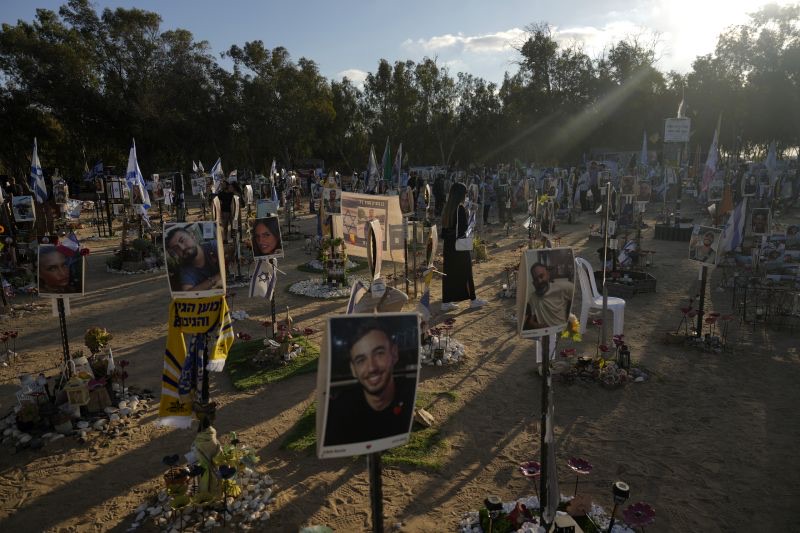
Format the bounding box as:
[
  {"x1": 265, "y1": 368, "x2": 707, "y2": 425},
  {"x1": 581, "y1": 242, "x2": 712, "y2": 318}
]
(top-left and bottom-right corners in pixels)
[
  {"x1": 441, "y1": 182, "x2": 486, "y2": 311},
  {"x1": 588, "y1": 161, "x2": 600, "y2": 210},
  {"x1": 481, "y1": 175, "x2": 494, "y2": 225},
  {"x1": 216, "y1": 182, "x2": 235, "y2": 243}
]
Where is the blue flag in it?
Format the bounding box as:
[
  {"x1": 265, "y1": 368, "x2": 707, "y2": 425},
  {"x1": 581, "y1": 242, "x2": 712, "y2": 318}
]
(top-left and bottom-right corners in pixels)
[
  {"x1": 211, "y1": 157, "x2": 224, "y2": 193},
  {"x1": 30, "y1": 138, "x2": 47, "y2": 204},
  {"x1": 125, "y1": 139, "x2": 151, "y2": 225}
]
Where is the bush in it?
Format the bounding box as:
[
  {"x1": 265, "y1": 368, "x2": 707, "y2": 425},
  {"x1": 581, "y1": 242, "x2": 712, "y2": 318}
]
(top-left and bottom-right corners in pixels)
[{"x1": 106, "y1": 254, "x2": 123, "y2": 270}]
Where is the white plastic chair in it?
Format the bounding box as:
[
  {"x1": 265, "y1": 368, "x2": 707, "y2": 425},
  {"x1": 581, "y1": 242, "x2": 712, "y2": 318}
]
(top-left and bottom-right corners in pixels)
[{"x1": 575, "y1": 257, "x2": 625, "y2": 336}]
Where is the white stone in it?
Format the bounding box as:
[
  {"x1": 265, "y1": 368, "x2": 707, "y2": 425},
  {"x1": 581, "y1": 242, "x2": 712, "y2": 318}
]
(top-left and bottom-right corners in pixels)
[
  {"x1": 76, "y1": 421, "x2": 89, "y2": 429},
  {"x1": 104, "y1": 406, "x2": 117, "y2": 414},
  {"x1": 118, "y1": 401, "x2": 129, "y2": 409},
  {"x1": 204, "y1": 517, "x2": 216, "y2": 528},
  {"x1": 120, "y1": 408, "x2": 132, "y2": 417},
  {"x1": 19, "y1": 434, "x2": 32, "y2": 444},
  {"x1": 260, "y1": 512, "x2": 270, "y2": 521},
  {"x1": 42, "y1": 432, "x2": 54, "y2": 439},
  {"x1": 148, "y1": 505, "x2": 162, "y2": 516},
  {"x1": 50, "y1": 434, "x2": 64, "y2": 442},
  {"x1": 135, "y1": 511, "x2": 145, "y2": 522},
  {"x1": 93, "y1": 419, "x2": 107, "y2": 430},
  {"x1": 109, "y1": 413, "x2": 120, "y2": 422},
  {"x1": 135, "y1": 503, "x2": 147, "y2": 513}
]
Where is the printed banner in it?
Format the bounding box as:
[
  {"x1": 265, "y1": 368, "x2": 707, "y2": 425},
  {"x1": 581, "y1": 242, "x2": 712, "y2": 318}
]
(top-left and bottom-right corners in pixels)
[
  {"x1": 158, "y1": 296, "x2": 234, "y2": 428},
  {"x1": 340, "y1": 192, "x2": 402, "y2": 259}
]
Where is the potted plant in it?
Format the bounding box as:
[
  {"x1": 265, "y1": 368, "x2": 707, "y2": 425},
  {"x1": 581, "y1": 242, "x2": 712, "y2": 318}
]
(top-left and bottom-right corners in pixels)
[{"x1": 85, "y1": 327, "x2": 113, "y2": 357}]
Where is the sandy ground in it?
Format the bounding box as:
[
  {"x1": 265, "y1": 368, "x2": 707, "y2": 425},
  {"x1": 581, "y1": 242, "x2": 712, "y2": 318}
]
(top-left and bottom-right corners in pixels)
[{"x1": 0, "y1": 197, "x2": 799, "y2": 533}]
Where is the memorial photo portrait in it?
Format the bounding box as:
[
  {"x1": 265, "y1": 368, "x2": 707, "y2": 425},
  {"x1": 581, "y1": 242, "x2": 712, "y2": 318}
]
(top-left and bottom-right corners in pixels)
[
  {"x1": 38, "y1": 244, "x2": 85, "y2": 297},
  {"x1": 688, "y1": 225, "x2": 722, "y2": 266},
  {"x1": 318, "y1": 313, "x2": 420, "y2": 458},
  {"x1": 518, "y1": 248, "x2": 575, "y2": 338},
  {"x1": 251, "y1": 216, "x2": 283, "y2": 260},
  {"x1": 164, "y1": 222, "x2": 226, "y2": 298}
]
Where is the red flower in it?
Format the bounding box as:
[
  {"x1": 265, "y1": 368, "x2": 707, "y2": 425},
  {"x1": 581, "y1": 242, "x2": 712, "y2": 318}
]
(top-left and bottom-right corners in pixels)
[
  {"x1": 567, "y1": 457, "x2": 593, "y2": 475},
  {"x1": 303, "y1": 327, "x2": 315, "y2": 335},
  {"x1": 622, "y1": 502, "x2": 656, "y2": 527},
  {"x1": 80, "y1": 248, "x2": 90, "y2": 257},
  {"x1": 590, "y1": 319, "x2": 603, "y2": 326},
  {"x1": 518, "y1": 461, "x2": 541, "y2": 478},
  {"x1": 9, "y1": 331, "x2": 17, "y2": 338},
  {"x1": 560, "y1": 348, "x2": 576, "y2": 357},
  {"x1": 599, "y1": 344, "x2": 610, "y2": 353}
]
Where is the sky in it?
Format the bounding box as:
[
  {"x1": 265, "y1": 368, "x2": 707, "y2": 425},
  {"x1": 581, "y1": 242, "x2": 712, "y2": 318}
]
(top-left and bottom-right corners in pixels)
[{"x1": 1, "y1": 0, "x2": 793, "y2": 87}]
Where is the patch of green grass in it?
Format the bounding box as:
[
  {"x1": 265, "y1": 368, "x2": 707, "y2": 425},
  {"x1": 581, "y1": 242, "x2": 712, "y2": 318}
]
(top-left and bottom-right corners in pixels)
[
  {"x1": 225, "y1": 336, "x2": 319, "y2": 390},
  {"x1": 297, "y1": 258, "x2": 368, "y2": 274},
  {"x1": 281, "y1": 402, "x2": 318, "y2": 451},
  {"x1": 280, "y1": 390, "x2": 456, "y2": 469}
]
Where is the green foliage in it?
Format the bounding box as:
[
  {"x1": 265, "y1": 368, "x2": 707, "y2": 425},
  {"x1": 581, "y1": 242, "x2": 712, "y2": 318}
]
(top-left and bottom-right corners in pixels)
[
  {"x1": 280, "y1": 390, "x2": 456, "y2": 469},
  {"x1": 0, "y1": 2, "x2": 796, "y2": 176},
  {"x1": 280, "y1": 402, "x2": 318, "y2": 452},
  {"x1": 225, "y1": 336, "x2": 319, "y2": 390},
  {"x1": 105, "y1": 254, "x2": 122, "y2": 270}
]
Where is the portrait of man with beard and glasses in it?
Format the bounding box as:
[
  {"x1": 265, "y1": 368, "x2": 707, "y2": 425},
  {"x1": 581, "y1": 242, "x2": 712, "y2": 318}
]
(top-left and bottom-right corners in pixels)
[
  {"x1": 319, "y1": 313, "x2": 420, "y2": 457},
  {"x1": 519, "y1": 248, "x2": 575, "y2": 337},
  {"x1": 164, "y1": 222, "x2": 225, "y2": 297}
]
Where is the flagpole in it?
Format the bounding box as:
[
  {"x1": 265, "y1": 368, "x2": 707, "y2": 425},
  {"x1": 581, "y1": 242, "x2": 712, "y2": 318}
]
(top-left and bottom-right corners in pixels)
[
  {"x1": 57, "y1": 297, "x2": 71, "y2": 380},
  {"x1": 539, "y1": 333, "x2": 552, "y2": 530}
]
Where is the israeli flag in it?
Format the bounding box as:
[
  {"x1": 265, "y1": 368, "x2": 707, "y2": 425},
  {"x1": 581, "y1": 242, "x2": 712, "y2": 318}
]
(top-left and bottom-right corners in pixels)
[
  {"x1": 125, "y1": 139, "x2": 151, "y2": 225},
  {"x1": 248, "y1": 260, "x2": 277, "y2": 299},
  {"x1": 30, "y1": 138, "x2": 48, "y2": 204},
  {"x1": 211, "y1": 157, "x2": 224, "y2": 193}
]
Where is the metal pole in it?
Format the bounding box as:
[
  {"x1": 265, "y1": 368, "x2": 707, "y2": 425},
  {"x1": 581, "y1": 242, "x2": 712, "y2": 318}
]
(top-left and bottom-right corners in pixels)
[
  {"x1": 367, "y1": 452, "x2": 384, "y2": 533},
  {"x1": 601, "y1": 182, "x2": 611, "y2": 346},
  {"x1": 270, "y1": 293, "x2": 277, "y2": 339},
  {"x1": 57, "y1": 297, "x2": 71, "y2": 378},
  {"x1": 412, "y1": 221, "x2": 418, "y2": 299},
  {"x1": 403, "y1": 219, "x2": 409, "y2": 295},
  {"x1": 696, "y1": 265, "x2": 708, "y2": 337},
  {"x1": 539, "y1": 334, "x2": 551, "y2": 531}
]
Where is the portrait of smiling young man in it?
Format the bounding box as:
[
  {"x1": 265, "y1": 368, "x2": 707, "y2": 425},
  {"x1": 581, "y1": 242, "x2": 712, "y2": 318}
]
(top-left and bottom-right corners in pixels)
[{"x1": 322, "y1": 314, "x2": 420, "y2": 448}]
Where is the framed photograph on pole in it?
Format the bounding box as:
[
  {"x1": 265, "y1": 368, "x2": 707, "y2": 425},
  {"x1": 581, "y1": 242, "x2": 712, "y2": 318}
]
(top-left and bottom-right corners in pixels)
[
  {"x1": 317, "y1": 312, "x2": 420, "y2": 459},
  {"x1": 251, "y1": 216, "x2": 284, "y2": 260},
  {"x1": 517, "y1": 247, "x2": 576, "y2": 338},
  {"x1": 38, "y1": 244, "x2": 85, "y2": 297},
  {"x1": 163, "y1": 221, "x2": 226, "y2": 298}
]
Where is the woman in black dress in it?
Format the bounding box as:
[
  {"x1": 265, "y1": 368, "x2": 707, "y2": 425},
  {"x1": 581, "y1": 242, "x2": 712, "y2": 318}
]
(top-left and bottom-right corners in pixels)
[{"x1": 441, "y1": 182, "x2": 487, "y2": 311}]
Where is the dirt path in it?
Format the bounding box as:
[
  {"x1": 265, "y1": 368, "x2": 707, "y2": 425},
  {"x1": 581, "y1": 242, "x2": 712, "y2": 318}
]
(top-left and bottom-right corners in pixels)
[{"x1": 0, "y1": 201, "x2": 798, "y2": 532}]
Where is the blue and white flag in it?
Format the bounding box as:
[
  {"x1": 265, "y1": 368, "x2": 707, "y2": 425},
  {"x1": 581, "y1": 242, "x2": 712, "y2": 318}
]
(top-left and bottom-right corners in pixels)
[
  {"x1": 192, "y1": 160, "x2": 198, "y2": 173},
  {"x1": 57, "y1": 231, "x2": 81, "y2": 257},
  {"x1": 198, "y1": 160, "x2": 205, "y2": 173},
  {"x1": 248, "y1": 260, "x2": 277, "y2": 300},
  {"x1": 84, "y1": 160, "x2": 103, "y2": 182},
  {"x1": 766, "y1": 141, "x2": 778, "y2": 187},
  {"x1": 211, "y1": 157, "x2": 224, "y2": 193},
  {"x1": 718, "y1": 198, "x2": 748, "y2": 255},
  {"x1": 125, "y1": 139, "x2": 151, "y2": 225},
  {"x1": 30, "y1": 138, "x2": 47, "y2": 204}
]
